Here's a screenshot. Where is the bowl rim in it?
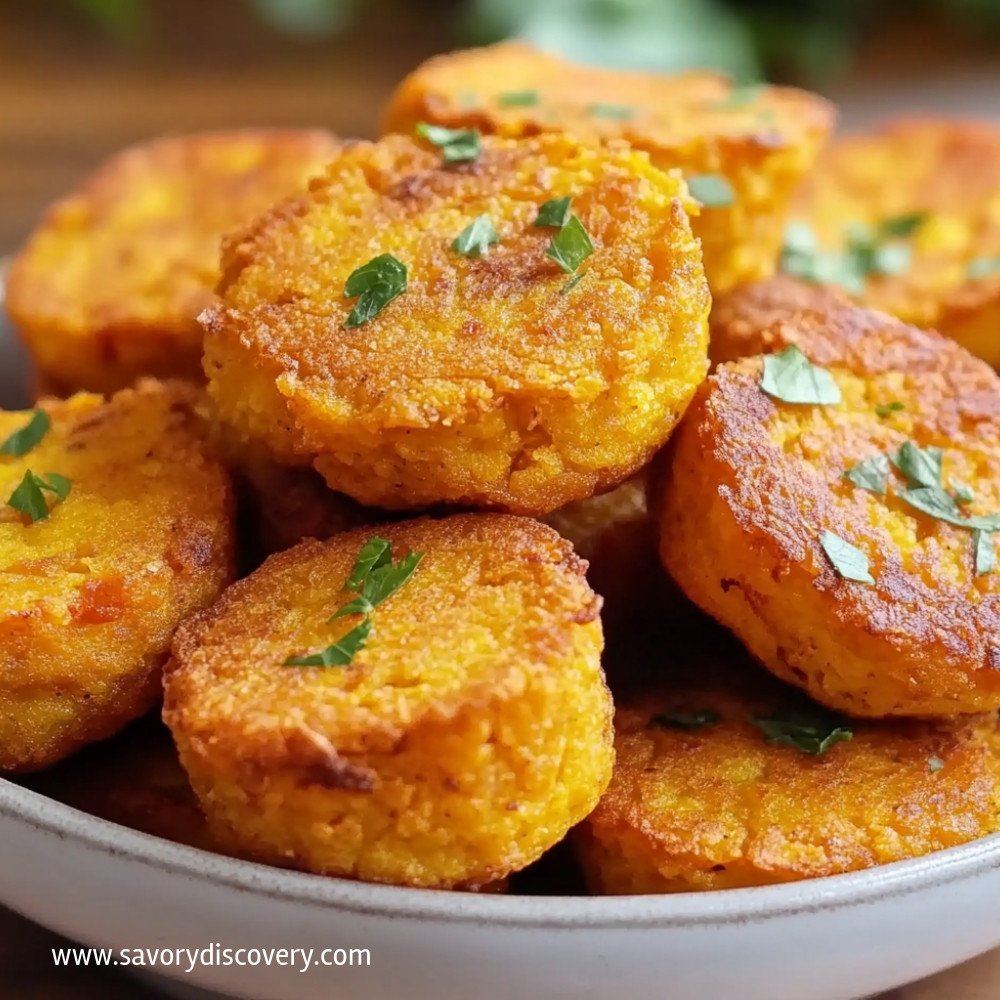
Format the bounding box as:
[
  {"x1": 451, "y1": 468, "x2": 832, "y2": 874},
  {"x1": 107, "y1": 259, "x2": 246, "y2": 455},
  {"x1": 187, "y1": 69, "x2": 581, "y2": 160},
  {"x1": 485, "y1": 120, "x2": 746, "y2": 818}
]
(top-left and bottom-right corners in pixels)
[{"x1": 4, "y1": 775, "x2": 1000, "y2": 929}]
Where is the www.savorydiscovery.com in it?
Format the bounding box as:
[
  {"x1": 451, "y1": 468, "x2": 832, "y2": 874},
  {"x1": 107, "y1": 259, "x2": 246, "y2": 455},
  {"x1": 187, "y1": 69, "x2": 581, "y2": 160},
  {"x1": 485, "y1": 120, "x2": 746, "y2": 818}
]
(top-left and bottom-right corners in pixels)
[{"x1": 51, "y1": 943, "x2": 372, "y2": 974}]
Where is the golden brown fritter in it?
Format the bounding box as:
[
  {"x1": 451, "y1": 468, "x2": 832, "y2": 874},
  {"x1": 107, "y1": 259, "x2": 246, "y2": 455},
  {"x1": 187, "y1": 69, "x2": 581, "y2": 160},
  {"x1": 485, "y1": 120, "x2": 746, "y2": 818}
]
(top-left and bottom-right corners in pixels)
[
  {"x1": 787, "y1": 118, "x2": 1000, "y2": 366},
  {"x1": 164, "y1": 514, "x2": 613, "y2": 889},
  {"x1": 6, "y1": 129, "x2": 340, "y2": 393},
  {"x1": 381, "y1": 41, "x2": 835, "y2": 294},
  {"x1": 576, "y1": 632, "x2": 1000, "y2": 893},
  {"x1": 657, "y1": 288, "x2": 1000, "y2": 717},
  {"x1": 203, "y1": 132, "x2": 710, "y2": 516},
  {"x1": 23, "y1": 717, "x2": 217, "y2": 852},
  {"x1": 0, "y1": 380, "x2": 235, "y2": 772}
]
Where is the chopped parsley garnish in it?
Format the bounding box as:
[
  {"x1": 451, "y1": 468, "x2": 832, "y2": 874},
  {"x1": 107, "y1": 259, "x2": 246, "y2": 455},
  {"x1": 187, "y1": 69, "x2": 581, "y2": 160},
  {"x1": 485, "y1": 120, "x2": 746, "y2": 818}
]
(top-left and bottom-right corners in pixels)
[
  {"x1": 844, "y1": 454, "x2": 890, "y2": 495},
  {"x1": 586, "y1": 102, "x2": 634, "y2": 120},
  {"x1": 751, "y1": 711, "x2": 854, "y2": 755},
  {"x1": 534, "y1": 196, "x2": 573, "y2": 229},
  {"x1": 760, "y1": 345, "x2": 842, "y2": 405},
  {"x1": 891, "y1": 442, "x2": 943, "y2": 489},
  {"x1": 451, "y1": 215, "x2": 500, "y2": 258},
  {"x1": 546, "y1": 215, "x2": 594, "y2": 274},
  {"x1": 897, "y1": 486, "x2": 1000, "y2": 533},
  {"x1": 975, "y1": 528, "x2": 995, "y2": 577},
  {"x1": 687, "y1": 174, "x2": 735, "y2": 208},
  {"x1": 652, "y1": 710, "x2": 721, "y2": 730},
  {"x1": 497, "y1": 89, "x2": 539, "y2": 107},
  {"x1": 968, "y1": 257, "x2": 1000, "y2": 280},
  {"x1": 8, "y1": 470, "x2": 71, "y2": 523},
  {"x1": 819, "y1": 530, "x2": 874, "y2": 584},
  {"x1": 874, "y1": 401, "x2": 904, "y2": 417},
  {"x1": 712, "y1": 82, "x2": 762, "y2": 109},
  {"x1": 343, "y1": 254, "x2": 407, "y2": 329},
  {"x1": 0, "y1": 410, "x2": 50, "y2": 457},
  {"x1": 880, "y1": 212, "x2": 928, "y2": 238},
  {"x1": 415, "y1": 122, "x2": 482, "y2": 164},
  {"x1": 284, "y1": 537, "x2": 423, "y2": 668},
  {"x1": 953, "y1": 482, "x2": 975, "y2": 505}
]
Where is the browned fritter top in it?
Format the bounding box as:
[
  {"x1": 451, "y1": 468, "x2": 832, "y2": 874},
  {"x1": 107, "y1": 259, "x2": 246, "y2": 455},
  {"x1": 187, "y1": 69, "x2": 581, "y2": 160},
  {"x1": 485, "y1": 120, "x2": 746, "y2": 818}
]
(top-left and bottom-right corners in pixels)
[
  {"x1": 788, "y1": 118, "x2": 1000, "y2": 332},
  {"x1": 668, "y1": 284, "x2": 1000, "y2": 714},
  {"x1": 585, "y1": 634, "x2": 1000, "y2": 890},
  {"x1": 381, "y1": 41, "x2": 834, "y2": 158}
]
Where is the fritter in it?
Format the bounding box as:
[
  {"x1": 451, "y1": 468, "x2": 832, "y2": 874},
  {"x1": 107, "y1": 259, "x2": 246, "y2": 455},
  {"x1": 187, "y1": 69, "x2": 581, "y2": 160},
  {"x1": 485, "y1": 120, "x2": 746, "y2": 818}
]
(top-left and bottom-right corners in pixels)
[
  {"x1": 786, "y1": 118, "x2": 1000, "y2": 366},
  {"x1": 203, "y1": 132, "x2": 710, "y2": 515},
  {"x1": 164, "y1": 514, "x2": 613, "y2": 889},
  {"x1": 381, "y1": 41, "x2": 835, "y2": 293},
  {"x1": 24, "y1": 717, "x2": 217, "y2": 852},
  {"x1": 0, "y1": 380, "x2": 235, "y2": 771},
  {"x1": 657, "y1": 287, "x2": 1000, "y2": 717},
  {"x1": 576, "y1": 632, "x2": 1000, "y2": 892},
  {"x1": 6, "y1": 129, "x2": 340, "y2": 393}
]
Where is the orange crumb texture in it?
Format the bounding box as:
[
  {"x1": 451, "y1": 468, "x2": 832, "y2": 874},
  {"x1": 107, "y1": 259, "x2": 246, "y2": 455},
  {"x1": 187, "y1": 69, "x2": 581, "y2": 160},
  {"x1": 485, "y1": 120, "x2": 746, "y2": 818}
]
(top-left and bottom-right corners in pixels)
[{"x1": 381, "y1": 41, "x2": 835, "y2": 292}]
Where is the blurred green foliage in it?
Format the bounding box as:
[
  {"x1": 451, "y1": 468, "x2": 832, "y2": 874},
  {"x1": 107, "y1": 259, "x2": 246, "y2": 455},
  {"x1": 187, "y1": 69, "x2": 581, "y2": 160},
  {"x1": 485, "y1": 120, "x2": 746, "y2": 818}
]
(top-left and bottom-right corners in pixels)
[{"x1": 69, "y1": 0, "x2": 1000, "y2": 81}]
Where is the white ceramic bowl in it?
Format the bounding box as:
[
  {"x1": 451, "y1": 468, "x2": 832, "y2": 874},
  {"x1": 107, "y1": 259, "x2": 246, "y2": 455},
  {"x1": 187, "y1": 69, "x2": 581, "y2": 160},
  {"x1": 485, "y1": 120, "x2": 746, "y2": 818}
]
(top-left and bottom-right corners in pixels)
[{"x1": 3, "y1": 294, "x2": 1000, "y2": 1000}]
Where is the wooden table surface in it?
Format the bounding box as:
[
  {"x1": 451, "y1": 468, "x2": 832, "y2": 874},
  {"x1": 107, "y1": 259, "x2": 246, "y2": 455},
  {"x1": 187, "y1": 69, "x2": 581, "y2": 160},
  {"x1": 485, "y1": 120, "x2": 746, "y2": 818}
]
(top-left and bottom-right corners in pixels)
[{"x1": 3, "y1": 3, "x2": 1000, "y2": 998}]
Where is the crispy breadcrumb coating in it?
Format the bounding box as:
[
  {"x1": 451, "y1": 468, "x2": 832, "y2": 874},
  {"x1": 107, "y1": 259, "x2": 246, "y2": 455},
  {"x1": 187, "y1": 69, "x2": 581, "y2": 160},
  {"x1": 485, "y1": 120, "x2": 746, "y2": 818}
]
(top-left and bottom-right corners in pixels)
[
  {"x1": 6, "y1": 130, "x2": 340, "y2": 392},
  {"x1": 164, "y1": 514, "x2": 612, "y2": 888}
]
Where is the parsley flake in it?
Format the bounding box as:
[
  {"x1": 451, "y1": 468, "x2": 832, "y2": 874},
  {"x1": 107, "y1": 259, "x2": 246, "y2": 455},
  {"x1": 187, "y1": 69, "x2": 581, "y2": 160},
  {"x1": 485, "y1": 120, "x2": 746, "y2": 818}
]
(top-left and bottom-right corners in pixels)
[
  {"x1": 586, "y1": 102, "x2": 634, "y2": 120},
  {"x1": 534, "y1": 196, "x2": 572, "y2": 229},
  {"x1": 752, "y1": 711, "x2": 854, "y2": 755},
  {"x1": 953, "y1": 482, "x2": 975, "y2": 505},
  {"x1": 845, "y1": 454, "x2": 890, "y2": 495},
  {"x1": 652, "y1": 710, "x2": 721, "y2": 730},
  {"x1": 875, "y1": 401, "x2": 904, "y2": 417},
  {"x1": 891, "y1": 442, "x2": 942, "y2": 489},
  {"x1": 897, "y1": 486, "x2": 1000, "y2": 532},
  {"x1": 820, "y1": 530, "x2": 874, "y2": 584},
  {"x1": 415, "y1": 122, "x2": 482, "y2": 164},
  {"x1": 687, "y1": 174, "x2": 735, "y2": 208},
  {"x1": 451, "y1": 215, "x2": 500, "y2": 258},
  {"x1": 8, "y1": 470, "x2": 71, "y2": 523},
  {"x1": 760, "y1": 345, "x2": 842, "y2": 405},
  {"x1": 343, "y1": 254, "x2": 407, "y2": 329},
  {"x1": 1, "y1": 410, "x2": 50, "y2": 458},
  {"x1": 975, "y1": 528, "x2": 995, "y2": 576},
  {"x1": 546, "y1": 215, "x2": 594, "y2": 274},
  {"x1": 968, "y1": 257, "x2": 1000, "y2": 280},
  {"x1": 284, "y1": 619, "x2": 372, "y2": 668},
  {"x1": 497, "y1": 89, "x2": 539, "y2": 107},
  {"x1": 880, "y1": 212, "x2": 928, "y2": 238}
]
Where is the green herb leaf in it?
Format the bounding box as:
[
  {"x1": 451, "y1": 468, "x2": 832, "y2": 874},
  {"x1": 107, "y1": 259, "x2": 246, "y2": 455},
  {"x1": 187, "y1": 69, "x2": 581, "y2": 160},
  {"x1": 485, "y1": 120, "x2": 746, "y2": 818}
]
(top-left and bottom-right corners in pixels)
[
  {"x1": 652, "y1": 710, "x2": 721, "y2": 730},
  {"x1": 751, "y1": 712, "x2": 854, "y2": 755},
  {"x1": 451, "y1": 215, "x2": 500, "y2": 258},
  {"x1": 874, "y1": 401, "x2": 904, "y2": 417},
  {"x1": 760, "y1": 345, "x2": 842, "y2": 405},
  {"x1": 880, "y1": 212, "x2": 927, "y2": 238},
  {"x1": 968, "y1": 257, "x2": 1000, "y2": 280},
  {"x1": 343, "y1": 254, "x2": 407, "y2": 329},
  {"x1": 346, "y1": 538, "x2": 392, "y2": 590},
  {"x1": 712, "y1": 83, "x2": 762, "y2": 109},
  {"x1": 415, "y1": 122, "x2": 482, "y2": 164},
  {"x1": 891, "y1": 442, "x2": 942, "y2": 489},
  {"x1": 497, "y1": 89, "x2": 539, "y2": 107},
  {"x1": 952, "y1": 482, "x2": 975, "y2": 504},
  {"x1": 586, "y1": 102, "x2": 633, "y2": 120},
  {"x1": 534, "y1": 196, "x2": 572, "y2": 229},
  {"x1": 975, "y1": 529, "x2": 995, "y2": 576},
  {"x1": 1, "y1": 410, "x2": 50, "y2": 458},
  {"x1": 687, "y1": 174, "x2": 735, "y2": 208},
  {"x1": 7, "y1": 470, "x2": 71, "y2": 523},
  {"x1": 845, "y1": 454, "x2": 890, "y2": 495},
  {"x1": 819, "y1": 530, "x2": 875, "y2": 584},
  {"x1": 284, "y1": 618, "x2": 372, "y2": 668},
  {"x1": 331, "y1": 551, "x2": 423, "y2": 621},
  {"x1": 546, "y1": 215, "x2": 594, "y2": 274},
  {"x1": 872, "y1": 243, "x2": 912, "y2": 276},
  {"x1": 561, "y1": 274, "x2": 584, "y2": 295},
  {"x1": 896, "y1": 486, "x2": 1000, "y2": 533}
]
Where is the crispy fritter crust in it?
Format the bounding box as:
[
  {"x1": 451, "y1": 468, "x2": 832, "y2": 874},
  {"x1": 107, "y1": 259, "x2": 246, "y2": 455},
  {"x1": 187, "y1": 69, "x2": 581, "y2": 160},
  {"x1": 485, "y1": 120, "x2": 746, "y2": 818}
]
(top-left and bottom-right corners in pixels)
[
  {"x1": 576, "y1": 634, "x2": 1000, "y2": 892},
  {"x1": 6, "y1": 129, "x2": 340, "y2": 393},
  {"x1": 789, "y1": 118, "x2": 1000, "y2": 365},
  {"x1": 163, "y1": 514, "x2": 613, "y2": 888},
  {"x1": 24, "y1": 718, "x2": 217, "y2": 852},
  {"x1": 381, "y1": 41, "x2": 835, "y2": 293},
  {"x1": 203, "y1": 132, "x2": 710, "y2": 515},
  {"x1": 657, "y1": 286, "x2": 1000, "y2": 717},
  {"x1": 0, "y1": 380, "x2": 235, "y2": 771}
]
